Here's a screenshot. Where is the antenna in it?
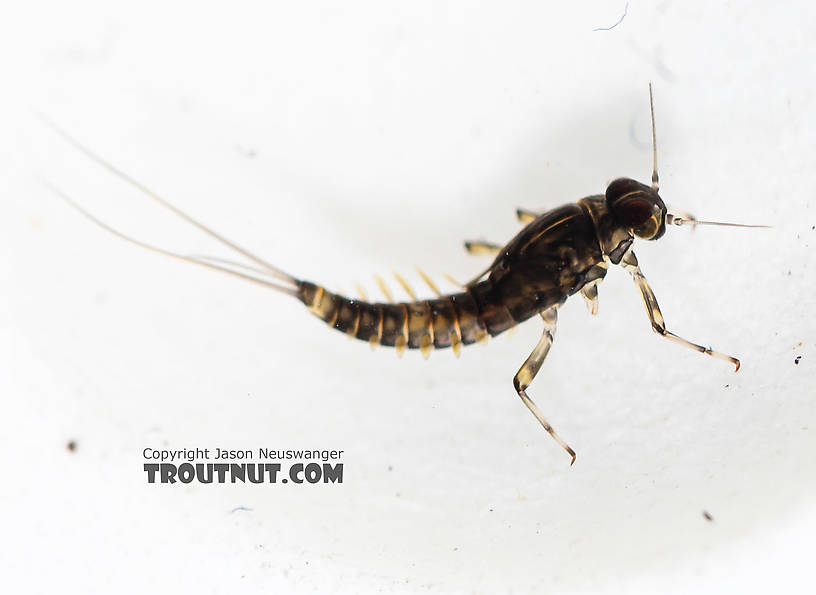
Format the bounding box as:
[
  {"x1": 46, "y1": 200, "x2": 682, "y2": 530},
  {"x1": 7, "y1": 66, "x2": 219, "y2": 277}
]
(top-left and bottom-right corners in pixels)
[
  {"x1": 666, "y1": 214, "x2": 771, "y2": 229},
  {"x1": 649, "y1": 82, "x2": 659, "y2": 192}
]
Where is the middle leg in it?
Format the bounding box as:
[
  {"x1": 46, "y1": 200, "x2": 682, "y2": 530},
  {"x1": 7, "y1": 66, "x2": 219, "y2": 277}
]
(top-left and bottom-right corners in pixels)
[
  {"x1": 579, "y1": 263, "x2": 608, "y2": 316},
  {"x1": 512, "y1": 307, "x2": 576, "y2": 464}
]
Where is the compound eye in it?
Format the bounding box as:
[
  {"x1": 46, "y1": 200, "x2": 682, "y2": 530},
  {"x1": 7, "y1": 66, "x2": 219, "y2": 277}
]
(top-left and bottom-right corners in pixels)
[
  {"x1": 615, "y1": 194, "x2": 655, "y2": 228},
  {"x1": 605, "y1": 178, "x2": 666, "y2": 240}
]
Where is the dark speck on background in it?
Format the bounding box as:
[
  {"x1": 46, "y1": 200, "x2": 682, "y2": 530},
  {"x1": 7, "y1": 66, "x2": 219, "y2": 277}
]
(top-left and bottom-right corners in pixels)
[
  {"x1": 795, "y1": 356, "x2": 802, "y2": 365},
  {"x1": 66, "y1": 440, "x2": 77, "y2": 452},
  {"x1": 703, "y1": 511, "x2": 714, "y2": 522}
]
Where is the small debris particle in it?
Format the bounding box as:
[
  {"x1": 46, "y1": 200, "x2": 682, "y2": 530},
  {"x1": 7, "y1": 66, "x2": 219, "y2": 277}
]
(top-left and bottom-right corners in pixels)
[
  {"x1": 236, "y1": 145, "x2": 258, "y2": 159},
  {"x1": 388, "y1": 465, "x2": 393, "y2": 471},
  {"x1": 66, "y1": 440, "x2": 77, "y2": 452},
  {"x1": 28, "y1": 215, "x2": 44, "y2": 231},
  {"x1": 703, "y1": 511, "x2": 714, "y2": 522},
  {"x1": 231, "y1": 506, "x2": 253, "y2": 513},
  {"x1": 795, "y1": 356, "x2": 802, "y2": 365},
  {"x1": 593, "y1": 1, "x2": 629, "y2": 31}
]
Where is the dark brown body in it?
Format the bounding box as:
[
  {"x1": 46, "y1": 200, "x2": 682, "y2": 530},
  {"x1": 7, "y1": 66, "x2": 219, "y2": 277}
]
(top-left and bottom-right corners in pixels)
[{"x1": 298, "y1": 196, "x2": 633, "y2": 354}]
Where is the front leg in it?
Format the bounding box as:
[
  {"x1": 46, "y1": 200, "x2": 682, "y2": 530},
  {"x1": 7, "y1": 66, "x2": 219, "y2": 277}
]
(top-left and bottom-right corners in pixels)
[
  {"x1": 513, "y1": 307, "x2": 576, "y2": 465},
  {"x1": 620, "y1": 251, "x2": 740, "y2": 371}
]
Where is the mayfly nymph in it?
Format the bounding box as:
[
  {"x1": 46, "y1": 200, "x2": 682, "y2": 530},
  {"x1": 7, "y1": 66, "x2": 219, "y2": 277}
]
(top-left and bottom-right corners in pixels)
[{"x1": 42, "y1": 85, "x2": 767, "y2": 464}]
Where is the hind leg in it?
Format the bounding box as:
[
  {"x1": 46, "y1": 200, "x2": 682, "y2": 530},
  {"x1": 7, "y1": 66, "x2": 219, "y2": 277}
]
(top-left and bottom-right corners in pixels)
[
  {"x1": 461, "y1": 241, "x2": 501, "y2": 285},
  {"x1": 512, "y1": 307, "x2": 576, "y2": 465},
  {"x1": 463, "y1": 207, "x2": 540, "y2": 257},
  {"x1": 463, "y1": 240, "x2": 502, "y2": 256}
]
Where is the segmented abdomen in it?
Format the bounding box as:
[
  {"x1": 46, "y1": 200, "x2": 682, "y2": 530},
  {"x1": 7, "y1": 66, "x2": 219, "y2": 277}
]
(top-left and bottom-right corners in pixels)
[{"x1": 298, "y1": 281, "x2": 490, "y2": 356}]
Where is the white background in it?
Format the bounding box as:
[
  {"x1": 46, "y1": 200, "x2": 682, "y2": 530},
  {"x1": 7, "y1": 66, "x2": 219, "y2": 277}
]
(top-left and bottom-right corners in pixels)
[{"x1": 1, "y1": 1, "x2": 814, "y2": 593}]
